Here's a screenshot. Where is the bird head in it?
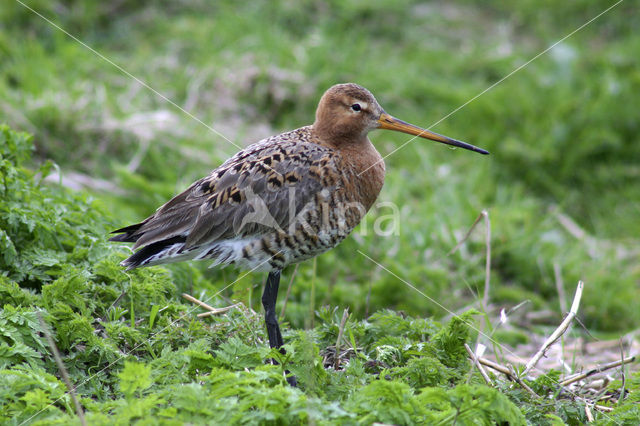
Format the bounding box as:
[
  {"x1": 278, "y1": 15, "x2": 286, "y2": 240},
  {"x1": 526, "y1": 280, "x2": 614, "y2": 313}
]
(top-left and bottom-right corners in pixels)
[{"x1": 313, "y1": 83, "x2": 488, "y2": 155}]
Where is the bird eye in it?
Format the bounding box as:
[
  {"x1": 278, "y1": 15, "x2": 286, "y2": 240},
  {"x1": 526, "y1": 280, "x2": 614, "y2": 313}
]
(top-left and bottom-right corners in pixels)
[{"x1": 351, "y1": 103, "x2": 362, "y2": 112}]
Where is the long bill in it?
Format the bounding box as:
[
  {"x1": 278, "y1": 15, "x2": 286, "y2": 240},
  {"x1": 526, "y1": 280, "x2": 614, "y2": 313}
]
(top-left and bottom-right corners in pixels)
[{"x1": 378, "y1": 113, "x2": 489, "y2": 155}]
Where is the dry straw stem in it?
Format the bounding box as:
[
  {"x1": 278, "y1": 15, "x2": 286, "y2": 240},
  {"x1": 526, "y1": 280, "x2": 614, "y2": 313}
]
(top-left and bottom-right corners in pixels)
[
  {"x1": 197, "y1": 304, "x2": 242, "y2": 317},
  {"x1": 508, "y1": 364, "x2": 539, "y2": 397},
  {"x1": 522, "y1": 281, "x2": 584, "y2": 377},
  {"x1": 334, "y1": 308, "x2": 350, "y2": 370},
  {"x1": 448, "y1": 210, "x2": 490, "y2": 258},
  {"x1": 559, "y1": 355, "x2": 636, "y2": 387},
  {"x1": 478, "y1": 356, "x2": 511, "y2": 376},
  {"x1": 448, "y1": 209, "x2": 491, "y2": 308},
  {"x1": 279, "y1": 264, "x2": 299, "y2": 321},
  {"x1": 37, "y1": 312, "x2": 87, "y2": 426},
  {"x1": 482, "y1": 210, "x2": 491, "y2": 312},
  {"x1": 551, "y1": 206, "x2": 640, "y2": 261},
  {"x1": 448, "y1": 210, "x2": 492, "y2": 350},
  {"x1": 477, "y1": 356, "x2": 539, "y2": 397},
  {"x1": 582, "y1": 399, "x2": 614, "y2": 414},
  {"x1": 465, "y1": 343, "x2": 493, "y2": 385},
  {"x1": 552, "y1": 207, "x2": 598, "y2": 258},
  {"x1": 619, "y1": 340, "x2": 627, "y2": 402},
  {"x1": 584, "y1": 403, "x2": 594, "y2": 422},
  {"x1": 594, "y1": 404, "x2": 613, "y2": 412},
  {"x1": 553, "y1": 262, "x2": 567, "y2": 314},
  {"x1": 181, "y1": 293, "x2": 241, "y2": 317}
]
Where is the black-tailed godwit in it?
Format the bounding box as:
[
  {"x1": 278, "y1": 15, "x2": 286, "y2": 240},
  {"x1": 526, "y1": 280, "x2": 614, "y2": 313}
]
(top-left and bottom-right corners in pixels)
[{"x1": 110, "y1": 83, "x2": 489, "y2": 385}]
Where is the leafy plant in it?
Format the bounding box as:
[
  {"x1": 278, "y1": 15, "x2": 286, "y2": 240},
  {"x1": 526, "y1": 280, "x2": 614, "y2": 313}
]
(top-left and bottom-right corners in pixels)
[{"x1": 1, "y1": 0, "x2": 639, "y2": 422}]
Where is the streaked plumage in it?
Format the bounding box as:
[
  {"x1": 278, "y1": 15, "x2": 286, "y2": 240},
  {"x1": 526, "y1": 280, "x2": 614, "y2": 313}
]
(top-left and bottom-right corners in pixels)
[
  {"x1": 110, "y1": 83, "x2": 488, "y2": 385},
  {"x1": 110, "y1": 124, "x2": 384, "y2": 271}
]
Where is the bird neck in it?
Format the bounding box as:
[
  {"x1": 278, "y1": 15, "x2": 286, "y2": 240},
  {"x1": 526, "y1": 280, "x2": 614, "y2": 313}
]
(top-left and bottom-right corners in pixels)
[
  {"x1": 308, "y1": 126, "x2": 385, "y2": 209},
  {"x1": 338, "y1": 137, "x2": 386, "y2": 211},
  {"x1": 313, "y1": 97, "x2": 349, "y2": 143},
  {"x1": 311, "y1": 122, "x2": 366, "y2": 150}
]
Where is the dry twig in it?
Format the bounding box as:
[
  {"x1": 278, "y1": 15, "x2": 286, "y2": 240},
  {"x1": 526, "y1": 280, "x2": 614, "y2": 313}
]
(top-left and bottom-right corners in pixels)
[
  {"x1": 279, "y1": 264, "x2": 299, "y2": 321},
  {"x1": 482, "y1": 210, "x2": 491, "y2": 312},
  {"x1": 508, "y1": 364, "x2": 539, "y2": 397},
  {"x1": 450, "y1": 210, "x2": 492, "y2": 351},
  {"x1": 594, "y1": 404, "x2": 613, "y2": 413},
  {"x1": 553, "y1": 262, "x2": 567, "y2": 314},
  {"x1": 478, "y1": 356, "x2": 511, "y2": 376},
  {"x1": 477, "y1": 356, "x2": 538, "y2": 397},
  {"x1": 197, "y1": 304, "x2": 242, "y2": 317},
  {"x1": 619, "y1": 340, "x2": 627, "y2": 403},
  {"x1": 181, "y1": 293, "x2": 241, "y2": 317},
  {"x1": 560, "y1": 356, "x2": 636, "y2": 387},
  {"x1": 448, "y1": 210, "x2": 485, "y2": 256},
  {"x1": 37, "y1": 312, "x2": 87, "y2": 426},
  {"x1": 334, "y1": 308, "x2": 350, "y2": 370},
  {"x1": 465, "y1": 344, "x2": 492, "y2": 385},
  {"x1": 523, "y1": 281, "x2": 584, "y2": 376},
  {"x1": 584, "y1": 403, "x2": 594, "y2": 422}
]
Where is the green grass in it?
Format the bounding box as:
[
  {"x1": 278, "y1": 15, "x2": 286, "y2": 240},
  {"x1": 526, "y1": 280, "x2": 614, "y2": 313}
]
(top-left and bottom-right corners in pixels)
[{"x1": 1, "y1": 0, "x2": 640, "y2": 423}]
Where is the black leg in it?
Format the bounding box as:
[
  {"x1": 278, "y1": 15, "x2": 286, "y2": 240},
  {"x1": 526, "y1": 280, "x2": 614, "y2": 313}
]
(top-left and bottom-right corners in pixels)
[
  {"x1": 262, "y1": 270, "x2": 297, "y2": 386},
  {"x1": 262, "y1": 270, "x2": 284, "y2": 349}
]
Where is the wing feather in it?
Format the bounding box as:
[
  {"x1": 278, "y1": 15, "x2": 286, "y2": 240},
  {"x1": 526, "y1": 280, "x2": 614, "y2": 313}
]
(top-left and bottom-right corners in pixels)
[{"x1": 110, "y1": 129, "x2": 341, "y2": 263}]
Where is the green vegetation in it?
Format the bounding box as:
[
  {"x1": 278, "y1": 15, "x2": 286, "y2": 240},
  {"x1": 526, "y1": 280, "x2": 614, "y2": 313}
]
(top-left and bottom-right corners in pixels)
[{"x1": 1, "y1": 1, "x2": 639, "y2": 424}]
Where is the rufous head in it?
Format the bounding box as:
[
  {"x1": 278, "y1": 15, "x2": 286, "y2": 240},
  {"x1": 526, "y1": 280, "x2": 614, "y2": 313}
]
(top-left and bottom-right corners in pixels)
[
  {"x1": 313, "y1": 83, "x2": 384, "y2": 143},
  {"x1": 313, "y1": 83, "x2": 489, "y2": 154}
]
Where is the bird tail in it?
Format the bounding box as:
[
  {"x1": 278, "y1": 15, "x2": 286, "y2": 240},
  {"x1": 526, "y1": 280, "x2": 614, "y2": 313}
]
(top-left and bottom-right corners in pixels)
[
  {"x1": 117, "y1": 235, "x2": 188, "y2": 270},
  {"x1": 109, "y1": 223, "x2": 144, "y2": 243},
  {"x1": 110, "y1": 223, "x2": 192, "y2": 269}
]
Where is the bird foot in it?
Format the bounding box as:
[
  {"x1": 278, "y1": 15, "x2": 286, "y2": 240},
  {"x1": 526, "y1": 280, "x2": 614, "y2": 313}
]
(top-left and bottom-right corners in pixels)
[
  {"x1": 285, "y1": 372, "x2": 297, "y2": 387},
  {"x1": 266, "y1": 357, "x2": 297, "y2": 387}
]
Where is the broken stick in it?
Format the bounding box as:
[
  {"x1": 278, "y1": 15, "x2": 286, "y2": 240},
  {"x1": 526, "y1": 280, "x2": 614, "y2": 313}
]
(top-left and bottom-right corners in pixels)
[{"x1": 523, "y1": 281, "x2": 584, "y2": 377}]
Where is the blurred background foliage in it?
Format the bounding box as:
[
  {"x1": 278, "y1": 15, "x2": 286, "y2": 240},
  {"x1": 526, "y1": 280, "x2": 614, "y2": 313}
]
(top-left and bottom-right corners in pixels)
[{"x1": 1, "y1": 0, "x2": 639, "y2": 333}]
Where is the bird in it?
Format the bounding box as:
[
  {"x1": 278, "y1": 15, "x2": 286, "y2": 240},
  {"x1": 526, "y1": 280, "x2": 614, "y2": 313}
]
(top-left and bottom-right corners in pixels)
[{"x1": 110, "y1": 83, "x2": 488, "y2": 385}]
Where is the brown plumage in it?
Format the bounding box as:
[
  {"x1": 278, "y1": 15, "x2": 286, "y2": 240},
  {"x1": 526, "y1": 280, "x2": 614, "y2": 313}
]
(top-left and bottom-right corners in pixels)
[
  {"x1": 110, "y1": 83, "x2": 488, "y2": 384},
  {"x1": 111, "y1": 83, "x2": 487, "y2": 271}
]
